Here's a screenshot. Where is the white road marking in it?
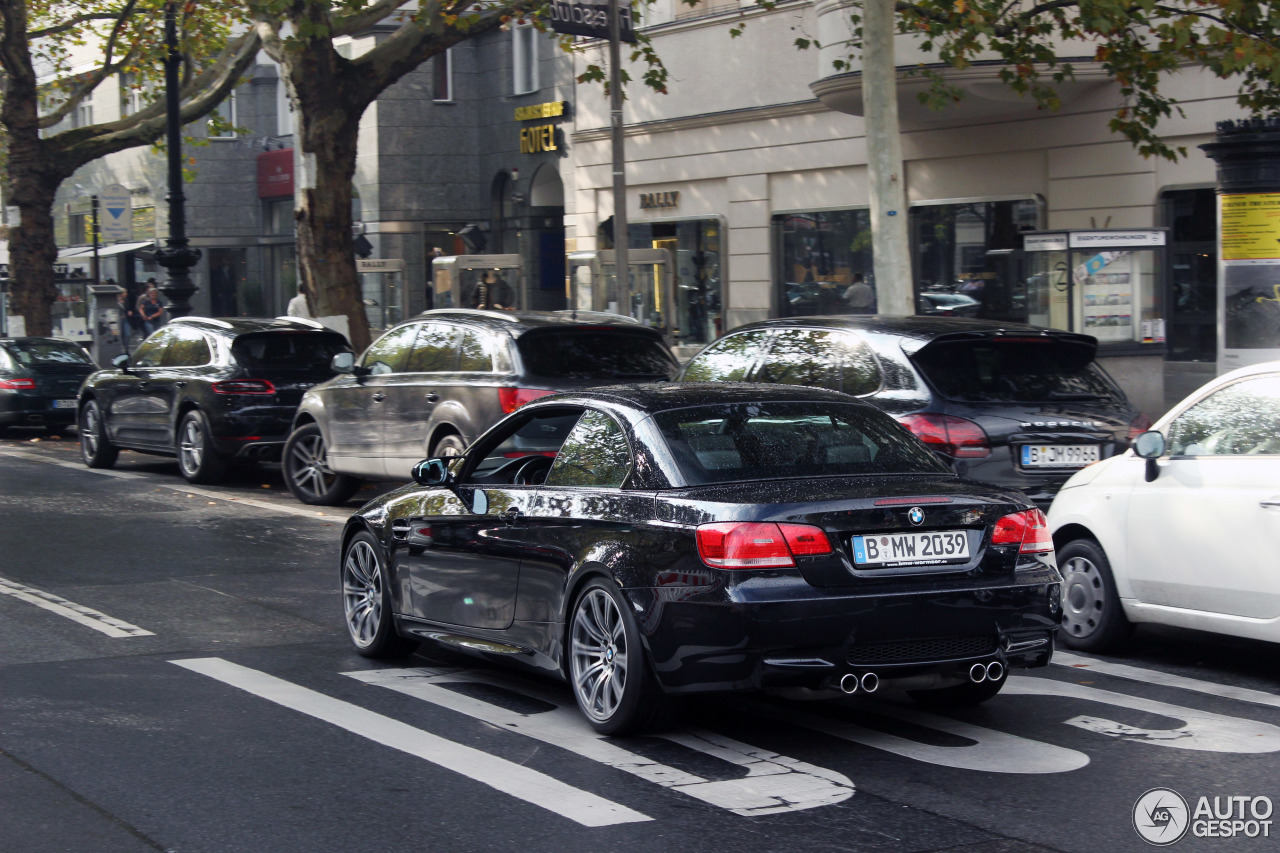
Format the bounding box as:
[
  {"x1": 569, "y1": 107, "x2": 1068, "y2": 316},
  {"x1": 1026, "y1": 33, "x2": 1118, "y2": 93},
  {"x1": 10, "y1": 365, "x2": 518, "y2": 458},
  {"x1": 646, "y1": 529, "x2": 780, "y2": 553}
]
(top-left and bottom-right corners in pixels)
[
  {"x1": 1006, "y1": 676, "x2": 1280, "y2": 753},
  {"x1": 0, "y1": 576, "x2": 154, "y2": 638},
  {"x1": 171, "y1": 658, "x2": 649, "y2": 827},
  {"x1": 0, "y1": 448, "x2": 346, "y2": 520},
  {"x1": 350, "y1": 667, "x2": 855, "y2": 815},
  {"x1": 1055, "y1": 650, "x2": 1280, "y2": 711},
  {"x1": 741, "y1": 696, "x2": 1089, "y2": 774}
]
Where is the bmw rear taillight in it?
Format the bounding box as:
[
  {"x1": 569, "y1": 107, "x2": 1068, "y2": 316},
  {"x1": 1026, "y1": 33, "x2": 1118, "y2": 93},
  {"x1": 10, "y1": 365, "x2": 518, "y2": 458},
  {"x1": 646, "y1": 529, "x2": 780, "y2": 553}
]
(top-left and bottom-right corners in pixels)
[
  {"x1": 212, "y1": 379, "x2": 276, "y2": 395},
  {"x1": 0, "y1": 378, "x2": 36, "y2": 390},
  {"x1": 991, "y1": 508, "x2": 1053, "y2": 554},
  {"x1": 897, "y1": 413, "x2": 991, "y2": 458},
  {"x1": 498, "y1": 387, "x2": 554, "y2": 413},
  {"x1": 1127, "y1": 412, "x2": 1153, "y2": 441},
  {"x1": 696, "y1": 522, "x2": 833, "y2": 569}
]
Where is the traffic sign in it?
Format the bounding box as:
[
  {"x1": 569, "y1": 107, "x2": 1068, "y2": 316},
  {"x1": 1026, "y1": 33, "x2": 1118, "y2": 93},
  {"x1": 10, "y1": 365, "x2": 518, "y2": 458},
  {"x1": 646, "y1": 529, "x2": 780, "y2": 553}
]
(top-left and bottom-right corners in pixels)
[{"x1": 99, "y1": 184, "x2": 133, "y2": 242}]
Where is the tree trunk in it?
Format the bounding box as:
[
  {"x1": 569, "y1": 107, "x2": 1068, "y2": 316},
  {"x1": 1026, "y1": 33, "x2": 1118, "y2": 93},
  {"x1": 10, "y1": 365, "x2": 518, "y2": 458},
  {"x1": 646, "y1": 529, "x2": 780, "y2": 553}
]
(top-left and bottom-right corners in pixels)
[{"x1": 287, "y1": 59, "x2": 372, "y2": 353}]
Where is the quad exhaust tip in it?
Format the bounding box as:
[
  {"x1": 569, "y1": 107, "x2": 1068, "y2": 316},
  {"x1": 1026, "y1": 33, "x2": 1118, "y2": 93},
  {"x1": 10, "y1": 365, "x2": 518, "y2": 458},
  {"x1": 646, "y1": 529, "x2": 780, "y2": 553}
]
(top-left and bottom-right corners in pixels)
[
  {"x1": 839, "y1": 673, "x2": 859, "y2": 694},
  {"x1": 969, "y1": 661, "x2": 1005, "y2": 683},
  {"x1": 859, "y1": 672, "x2": 879, "y2": 693}
]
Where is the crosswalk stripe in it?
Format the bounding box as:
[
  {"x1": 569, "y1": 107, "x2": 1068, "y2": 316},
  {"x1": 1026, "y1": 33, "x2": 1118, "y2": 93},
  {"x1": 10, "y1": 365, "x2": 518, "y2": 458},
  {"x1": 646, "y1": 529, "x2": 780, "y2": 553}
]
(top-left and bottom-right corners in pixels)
[
  {"x1": 348, "y1": 667, "x2": 855, "y2": 815},
  {"x1": 171, "y1": 658, "x2": 651, "y2": 827},
  {"x1": 0, "y1": 575, "x2": 154, "y2": 637},
  {"x1": 1055, "y1": 651, "x2": 1280, "y2": 710}
]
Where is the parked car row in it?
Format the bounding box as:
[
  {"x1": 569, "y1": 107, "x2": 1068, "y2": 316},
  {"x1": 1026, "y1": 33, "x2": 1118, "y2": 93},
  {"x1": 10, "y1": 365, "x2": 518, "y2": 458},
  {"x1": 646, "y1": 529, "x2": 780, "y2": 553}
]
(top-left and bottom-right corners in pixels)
[{"x1": 41, "y1": 307, "x2": 1279, "y2": 732}]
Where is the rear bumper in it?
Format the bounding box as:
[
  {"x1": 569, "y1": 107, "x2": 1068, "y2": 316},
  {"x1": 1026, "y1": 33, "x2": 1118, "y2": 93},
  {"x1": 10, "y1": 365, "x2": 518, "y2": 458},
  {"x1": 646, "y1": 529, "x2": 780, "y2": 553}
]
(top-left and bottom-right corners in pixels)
[
  {"x1": 0, "y1": 396, "x2": 78, "y2": 427},
  {"x1": 625, "y1": 569, "x2": 1061, "y2": 693}
]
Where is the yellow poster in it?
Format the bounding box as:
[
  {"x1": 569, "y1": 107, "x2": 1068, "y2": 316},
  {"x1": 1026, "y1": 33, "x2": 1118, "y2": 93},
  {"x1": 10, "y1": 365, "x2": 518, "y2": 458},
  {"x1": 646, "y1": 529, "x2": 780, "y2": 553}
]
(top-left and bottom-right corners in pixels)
[{"x1": 1220, "y1": 193, "x2": 1280, "y2": 260}]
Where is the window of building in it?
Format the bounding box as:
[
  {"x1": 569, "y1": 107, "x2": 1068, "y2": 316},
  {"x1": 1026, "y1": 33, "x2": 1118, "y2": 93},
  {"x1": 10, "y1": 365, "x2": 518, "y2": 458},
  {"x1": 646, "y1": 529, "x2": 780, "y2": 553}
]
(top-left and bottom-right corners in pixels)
[
  {"x1": 276, "y1": 74, "x2": 294, "y2": 137},
  {"x1": 773, "y1": 210, "x2": 874, "y2": 318},
  {"x1": 674, "y1": 0, "x2": 740, "y2": 21},
  {"x1": 433, "y1": 49, "x2": 454, "y2": 103},
  {"x1": 512, "y1": 25, "x2": 538, "y2": 95},
  {"x1": 624, "y1": 218, "x2": 724, "y2": 346},
  {"x1": 208, "y1": 90, "x2": 237, "y2": 139},
  {"x1": 72, "y1": 99, "x2": 93, "y2": 129},
  {"x1": 1160, "y1": 188, "x2": 1217, "y2": 362},
  {"x1": 118, "y1": 72, "x2": 144, "y2": 118},
  {"x1": 910, "y1": 198, "x2": 1041, "y2": 321}
]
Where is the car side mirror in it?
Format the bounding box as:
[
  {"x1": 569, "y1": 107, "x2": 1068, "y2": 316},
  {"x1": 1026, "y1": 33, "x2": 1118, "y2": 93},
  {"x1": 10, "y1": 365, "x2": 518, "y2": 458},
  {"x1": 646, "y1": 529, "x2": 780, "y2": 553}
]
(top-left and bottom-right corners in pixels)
[
  {"x1": 111, "y1": 354, "x2": 130, "y2": 371},
  {"x1": 1133, "y1": 430, "x2": 1166, "y2": 482},
  {"x1": 412, "y1": 457, "x2": 452, "y2": 487},
  {"x1": 331, "y1": 351, "x2": 370, "y2": 378}
]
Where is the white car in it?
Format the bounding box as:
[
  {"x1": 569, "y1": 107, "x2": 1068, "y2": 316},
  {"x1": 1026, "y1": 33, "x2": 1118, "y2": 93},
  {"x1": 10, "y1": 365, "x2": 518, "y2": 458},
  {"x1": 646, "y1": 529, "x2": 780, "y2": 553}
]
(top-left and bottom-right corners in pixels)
[{"x1": 1048, "y1": 360, "x2": 1280, "y2": 652}]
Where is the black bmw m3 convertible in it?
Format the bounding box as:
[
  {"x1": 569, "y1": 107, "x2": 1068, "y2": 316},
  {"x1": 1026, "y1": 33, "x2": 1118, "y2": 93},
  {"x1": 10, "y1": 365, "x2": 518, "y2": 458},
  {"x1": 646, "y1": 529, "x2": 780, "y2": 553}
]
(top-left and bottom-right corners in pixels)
[{"x1": 340, "y1": 384, "x2": 1063, "y2": 734}]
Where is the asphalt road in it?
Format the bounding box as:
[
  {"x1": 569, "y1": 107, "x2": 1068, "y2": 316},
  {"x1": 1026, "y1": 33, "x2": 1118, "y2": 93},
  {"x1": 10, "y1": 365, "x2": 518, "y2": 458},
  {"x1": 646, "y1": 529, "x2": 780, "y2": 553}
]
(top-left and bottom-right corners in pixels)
[{"x1": 2, "y1": 430, "x2": 1278, "y2": 853}]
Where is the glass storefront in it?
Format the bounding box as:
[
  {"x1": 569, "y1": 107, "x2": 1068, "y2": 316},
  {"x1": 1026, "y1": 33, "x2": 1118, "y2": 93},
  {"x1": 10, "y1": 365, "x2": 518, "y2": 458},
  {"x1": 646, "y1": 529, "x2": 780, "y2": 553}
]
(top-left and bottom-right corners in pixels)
[
  {"x1": 625, "y1": 219, "x2": 723, "y2": 346},
  {"x1": 774, "y1": 210, "x2": 874, "y2": 317},
  {"x1": 771, "y1": 199, "x2": 1040, "y2": 321},
  {"x1": 206, "y1": 248, "x2": 256, "y2": 317}
]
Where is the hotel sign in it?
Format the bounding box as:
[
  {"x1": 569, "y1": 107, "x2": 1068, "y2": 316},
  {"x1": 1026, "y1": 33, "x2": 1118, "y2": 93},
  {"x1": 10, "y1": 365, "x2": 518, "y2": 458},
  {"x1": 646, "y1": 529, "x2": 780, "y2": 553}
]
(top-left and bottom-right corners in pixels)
[{"x1": 517, "y1": 101, "x2": 570, "y2": 156}]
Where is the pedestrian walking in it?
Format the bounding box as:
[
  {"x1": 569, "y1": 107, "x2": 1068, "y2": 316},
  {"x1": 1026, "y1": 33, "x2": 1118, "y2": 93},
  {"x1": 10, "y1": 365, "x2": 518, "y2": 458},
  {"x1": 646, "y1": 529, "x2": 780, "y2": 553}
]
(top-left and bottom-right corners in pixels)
[{"x1": 287, "y1": 283, "x2": 312, "y2": 319}]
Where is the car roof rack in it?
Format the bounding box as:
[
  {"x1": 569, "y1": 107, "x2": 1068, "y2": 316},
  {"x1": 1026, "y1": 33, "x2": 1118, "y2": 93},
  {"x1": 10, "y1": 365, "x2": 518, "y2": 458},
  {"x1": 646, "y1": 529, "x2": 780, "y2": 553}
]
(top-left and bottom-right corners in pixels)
[{"x1": 170, "y1": 316, "x2": 233, "y2": 329}]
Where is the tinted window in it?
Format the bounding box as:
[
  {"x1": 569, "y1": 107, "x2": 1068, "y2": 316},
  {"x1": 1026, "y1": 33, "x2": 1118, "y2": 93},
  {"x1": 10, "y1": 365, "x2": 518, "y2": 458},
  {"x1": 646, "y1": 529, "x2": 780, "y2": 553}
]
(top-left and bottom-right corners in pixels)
[
  {"x1": 654, "y1": 402, "x2": 947, "y2": 486},
  {"x1": 516, "y1": 330, "x2": 676, "y2": 379},
  {"x1": 362, "y1": 324, "x2": 419, "y2": 373},
  {"x1": 754, "y1": 329, "x2": 881, "y2": 396},
  {"x1": 162, "y1": 326, "x2": 212, "y2": 367},
  {"x1": 544, "y1": 410, "x2": 631, "y2": 488},
  {"x1": 457, "y1": 329, "x2": 494, "y2": 372},
  {"x1": 1167, "y1": 375, "x2": 1280, "y2": 456},
  {"x1": 681, "y1": 332, "x2": 763, "y2": 382},
  {"x1": 232, "y1": 331, "x2": 349, "y2": 369},
  {"x1": 132, "y1": 328, "x2": 176, "y2": 367},
  {"x1": 405, "y1": 323, "x2": 458, "y2": 372},
  {"x1": 912, "y1": 340, "x2": 1120, "y2": 403},
  {"x1": 2, "y1": 340, "x2": 93, "y2": 366}
]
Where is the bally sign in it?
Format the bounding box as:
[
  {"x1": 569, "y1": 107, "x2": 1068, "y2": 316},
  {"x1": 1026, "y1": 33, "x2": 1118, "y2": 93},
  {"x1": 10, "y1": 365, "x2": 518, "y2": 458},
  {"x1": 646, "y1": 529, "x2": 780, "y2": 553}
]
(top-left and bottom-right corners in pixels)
[
  {"x1": 546, "y1": 0, "x2": 636, "y2": 43},
  {"x1": 639, "y1": 191, "x2": 679, "y2": 210}
]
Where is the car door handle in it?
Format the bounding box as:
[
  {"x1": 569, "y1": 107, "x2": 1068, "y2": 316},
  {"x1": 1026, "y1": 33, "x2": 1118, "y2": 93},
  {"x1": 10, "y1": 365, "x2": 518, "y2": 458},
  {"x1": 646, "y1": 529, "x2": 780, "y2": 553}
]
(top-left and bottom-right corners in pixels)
[
  {"x1": 175, "y1": 381, "x2": 187, "y2": 388},
  {"x1": 372, "y1": 392, "x2": 386, "y2": 402},
  {"x1": 501, "y1": 507, "x2": 521, "y2": 524},
  {"x1": 1261, "y1": 499, "x2": 1280, "y2": 509},
  {"x1": 137, "y1": 381, "x2": 149, "y2": 389},
  {"x1": 424, "y1": 392, "x2": 439, "y2": 402}
]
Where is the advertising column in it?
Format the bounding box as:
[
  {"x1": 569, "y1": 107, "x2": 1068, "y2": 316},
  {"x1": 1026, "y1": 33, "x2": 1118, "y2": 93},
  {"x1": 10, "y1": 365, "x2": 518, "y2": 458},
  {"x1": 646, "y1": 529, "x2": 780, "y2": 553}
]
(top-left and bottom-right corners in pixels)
[{"x1": 1202, "y1": 119, "x2": 1280, "y2": 373}]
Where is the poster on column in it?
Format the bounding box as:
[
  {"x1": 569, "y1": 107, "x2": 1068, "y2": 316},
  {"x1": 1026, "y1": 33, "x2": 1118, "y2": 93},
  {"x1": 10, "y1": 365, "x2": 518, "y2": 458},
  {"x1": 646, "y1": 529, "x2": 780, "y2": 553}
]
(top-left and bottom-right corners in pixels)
[{"x1": 1220, "y1": 192, "x2": 1280, "y2": 372}]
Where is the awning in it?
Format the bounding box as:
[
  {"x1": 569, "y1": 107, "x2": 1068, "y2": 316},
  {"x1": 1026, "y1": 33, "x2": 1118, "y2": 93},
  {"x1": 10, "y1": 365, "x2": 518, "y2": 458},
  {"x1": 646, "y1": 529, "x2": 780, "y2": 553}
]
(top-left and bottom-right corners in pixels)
[{"x1": 57, "y1": 240, "x2": 155, "y2": 260}]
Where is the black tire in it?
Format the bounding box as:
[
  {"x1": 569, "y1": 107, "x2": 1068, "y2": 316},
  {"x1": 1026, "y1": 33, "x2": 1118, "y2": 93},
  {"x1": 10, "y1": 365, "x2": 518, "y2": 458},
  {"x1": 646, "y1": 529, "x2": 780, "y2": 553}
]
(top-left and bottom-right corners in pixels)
[
  {"x1": 568, "y1": 576, "x2": 674, "y2": 735},
  {"x1": 176, "y1": 410, "x2": 227, "y2": 484},
  {"x1": 431, "y1": 432, "x2": 467, "y2": 457},
  {"x1": 908, "y1": 667, "x2": 1008, "y2": 708},
  {"x1": 1058, "y1": 538, "x2": 1131, "y2": 653},
  {"x1": 283, "y1": 423, "x2": 361, "y2": 505},
  {"x1": 79, "y1": 400, "x2": 119, "y2": 469},
  {"x1": 342, "y1": 530, "x2": 417, "y2": 658}
]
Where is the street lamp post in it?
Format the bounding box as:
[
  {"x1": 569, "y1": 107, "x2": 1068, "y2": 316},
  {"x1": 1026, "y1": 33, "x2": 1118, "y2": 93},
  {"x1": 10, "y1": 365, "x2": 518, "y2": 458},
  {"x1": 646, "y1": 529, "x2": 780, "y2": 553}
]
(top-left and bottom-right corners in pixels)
[{"x1": 154, "y1": 0, "x2": 201, "y2": 318}]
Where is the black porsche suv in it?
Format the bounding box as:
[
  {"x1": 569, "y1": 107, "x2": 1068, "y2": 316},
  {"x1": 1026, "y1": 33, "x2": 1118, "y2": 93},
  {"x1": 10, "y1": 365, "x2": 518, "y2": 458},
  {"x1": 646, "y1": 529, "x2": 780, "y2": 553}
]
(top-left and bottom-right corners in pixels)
[
  {"x1": 78, "y1": 316, "x2": 349, "y2": 483},
  {"x1": 680, "y1": 315, "x2": 1148, "y2": 507}
]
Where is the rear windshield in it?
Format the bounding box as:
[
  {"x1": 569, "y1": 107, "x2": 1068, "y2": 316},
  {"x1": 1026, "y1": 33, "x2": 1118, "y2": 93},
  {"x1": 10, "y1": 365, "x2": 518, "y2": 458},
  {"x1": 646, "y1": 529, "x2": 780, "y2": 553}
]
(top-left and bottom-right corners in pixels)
[
  {"x1": 517, "y1": 330, "x2": 677, "y2": 380},
  {"x1": 912, "y1": 339, "x2": 1120, "y2": 403},
  {"x1": 3, "y1": 340, "x2": 94, "y2": 366},
  {"x1": 232, "y1": 332, "x2": 349, "y2": 370},
  {"x1": 653, "y1": 402, "x2": 948, "y2": 486}
]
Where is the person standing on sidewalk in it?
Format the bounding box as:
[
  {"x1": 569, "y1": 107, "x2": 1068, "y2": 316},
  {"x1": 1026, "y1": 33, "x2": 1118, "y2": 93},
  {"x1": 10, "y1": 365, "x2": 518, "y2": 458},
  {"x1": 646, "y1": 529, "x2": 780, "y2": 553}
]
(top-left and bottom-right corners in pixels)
[{"x1": 137, "y1": 283, "x2": 165, "y2": 335}]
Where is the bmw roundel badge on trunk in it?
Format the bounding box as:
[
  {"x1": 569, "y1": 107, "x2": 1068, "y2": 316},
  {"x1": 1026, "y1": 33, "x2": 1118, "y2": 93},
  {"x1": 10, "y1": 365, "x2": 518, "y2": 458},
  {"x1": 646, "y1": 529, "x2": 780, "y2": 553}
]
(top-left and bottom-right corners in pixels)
[{"x1": 908, "y1": 507, "x2": 925, "y2": 525}]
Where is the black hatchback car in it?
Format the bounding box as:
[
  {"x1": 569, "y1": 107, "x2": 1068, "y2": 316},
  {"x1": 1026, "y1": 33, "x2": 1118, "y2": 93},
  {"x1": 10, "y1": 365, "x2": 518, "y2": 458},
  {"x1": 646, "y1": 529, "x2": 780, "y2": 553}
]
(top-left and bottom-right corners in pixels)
[
  {"x1": 0, "y1": 337, "x2": 97, "y2": 435},
  {"x1": 78, "y1": 317, "x2": 349, "y2": 483},
  {"x1": 680, "y1": 316, "x2": 1148, "y2": 507},
  {"x1": 282, "y1": 309, "x2": 678, "y2": 505},
  {"x1": 339, "y1": 384, "x2": 1061, "y2": 735}
]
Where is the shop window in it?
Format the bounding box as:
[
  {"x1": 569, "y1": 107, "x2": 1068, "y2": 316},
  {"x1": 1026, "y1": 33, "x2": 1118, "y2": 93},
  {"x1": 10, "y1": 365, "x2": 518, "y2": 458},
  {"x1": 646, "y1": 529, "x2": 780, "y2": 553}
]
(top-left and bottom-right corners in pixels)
[
  {"x1": 909, "y1": 198, "x2": 1040, "y2": 322},
  {"x1": 626, "y1": 219, "x2": 723, "y2": 346},
  {"x1": 772, "y1": 210, "x2": 874, "y2": 318}
]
